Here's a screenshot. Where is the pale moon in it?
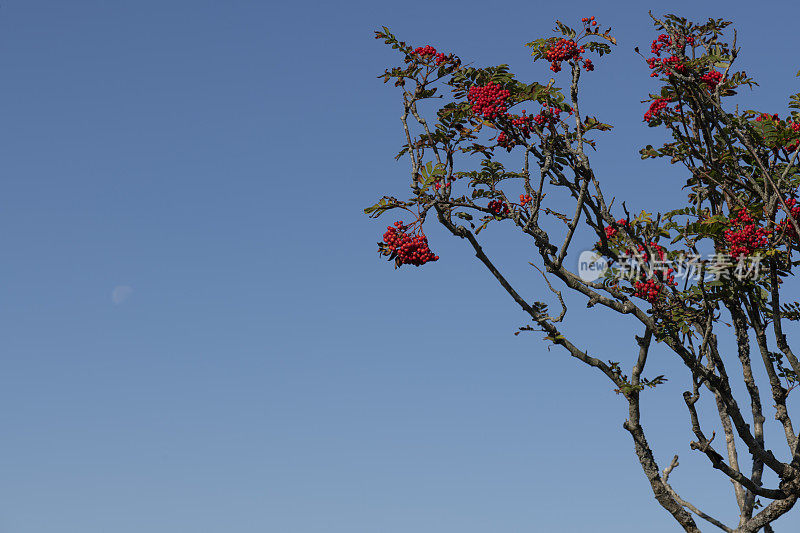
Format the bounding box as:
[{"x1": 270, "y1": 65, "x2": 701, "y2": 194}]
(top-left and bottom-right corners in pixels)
[{"x1": 111, "y1": 285, "x2": 133, "y2": 305}]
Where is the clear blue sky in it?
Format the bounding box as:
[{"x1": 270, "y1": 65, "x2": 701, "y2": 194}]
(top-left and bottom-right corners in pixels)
[{"x1": 1, "y1": 1, "x2": 799, "y2": 531}]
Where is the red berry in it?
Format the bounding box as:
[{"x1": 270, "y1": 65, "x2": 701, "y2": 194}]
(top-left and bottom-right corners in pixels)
[{"x1": 381, "y1": 222, "x2": 439, "y2": 267}]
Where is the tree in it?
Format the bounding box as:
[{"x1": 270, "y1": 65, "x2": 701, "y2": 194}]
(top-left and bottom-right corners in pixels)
[{"x1": 366, "y1": 12, "x2": 800, "y2": 533}]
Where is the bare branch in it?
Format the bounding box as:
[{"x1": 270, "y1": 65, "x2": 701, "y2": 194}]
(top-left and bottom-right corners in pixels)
[{"x1": 661, "y1": 455, "x2": 735, "y2": 532}]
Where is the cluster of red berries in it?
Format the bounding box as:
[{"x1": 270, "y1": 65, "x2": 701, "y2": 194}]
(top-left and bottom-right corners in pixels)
[
  {"x1": 648, "y1": 54, "x2": 688, "y2": 77},
  {"x1": 533, "y1": 107, "x2": 561, "y2": 126},
  {"x1": 634, "y1": 278, "x2": 662, "y2": 303},
  {"x1": 412, "y1": 45, "x2": 449, "y2": 65},
  {"x1": 778, "y1": 198, "x2": 800, "y2": 240},
  {"x1": 511, "y1": 112, "x2": 534, "y2": 135},
  {"x1": 644, "y1": 98, "x2": 671, "y2": 122},
  {"x1": 496, "y1": 112, "x2": 537, "y2": 149},
  {"x1": 645, "y1": 56, "x2": 672, "y2": 77},
  {"x1": 495, "y1": 108, "x2": 565, "y2": 149},
  {"x1": 636, "y1": 241, "x2": 667, "y2": 263},
  {"x1": 633, "y1": 264, "x2": 677, "y2": 303},
  {"x1": 546, "y1": 39, "x2": 582, "y2": 70},
  {"x1": 488, "y1": 199, "x2": 510, "y2": 216},
  {"x1": 545, "y1": 39, "x2": 593, "y2": 73},
  {"x1": 754, "y1": 114, "x2": 800, "y2": 151},
  {"x1": 382, "y1": 221, "x2": 439, "y2": 267},
  {"x1": 646, "y1": 33, "x2": 697, "y2": 79},
  {"x1": 662, "y1": 267, "x2": 677, "y2": 287},
  {"x1": 650, "y1": 33, "x2": 695, "y2": 57},
  {"x1": 467, "y1": 85, "x2": 565, "y2": 146},
  {"x1": 787, "y1": 121, "x2": 800, "y2": 152},
  {"x1": 603, "y1": 219, "x2": 628, "y2": 239},
  {"x1": 496, "y1": 131, "x2": 526, "y2": 150},
  {"x1": 519, "y1": 194, "x2": 533, "y2": 206},
  {"x1": 624, "y1": 238, "x2": 676, "y2": 302},
  {"x1": 647, "y1": 34, "x2": 694, "y2": 78},
  {"x1": 663, "y1": 55, "x2": 688, "y2": 74},
  {"x1": 786, "y1": 198, "x2": 800, "y2": 217},
  {"x1": 724, "y1": 209, "x2": 769, "y2": 259},
  {"x1": 756, "y1": 113, "x2": 780, "y2": 123},
  {"x1": 433, "y1": 176, "x2": 455, "y2": 191},
  {"x1": 467, "y1": 82, "x2": 511, "y2": 119},
  {"x1": 651, "y1": 34, "x2": 672, "y2": 56},
  {"x1": 496, "y1": 131, "x2": 512, "y2": 148},
  {"x1": 581, "y1": 16, "x2": 597, "y2": 26},
  {"x1": 700, "y1": 69, "x2": 722, "y2": 90}
]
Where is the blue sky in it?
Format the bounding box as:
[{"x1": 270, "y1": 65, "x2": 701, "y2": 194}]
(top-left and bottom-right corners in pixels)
[{"x1": 1, "y1": 1, "x2": 800, "y2": 531}]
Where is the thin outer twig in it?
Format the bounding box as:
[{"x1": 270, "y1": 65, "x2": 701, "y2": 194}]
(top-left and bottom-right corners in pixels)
[{"x1": 661, "y1": 455, "x2": 734, "y2": 532}]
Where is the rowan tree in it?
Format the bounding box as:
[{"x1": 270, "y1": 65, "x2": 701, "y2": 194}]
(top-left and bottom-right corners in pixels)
[{"x1": 366, "y1": 12, "x2": 800, "y2": 532}]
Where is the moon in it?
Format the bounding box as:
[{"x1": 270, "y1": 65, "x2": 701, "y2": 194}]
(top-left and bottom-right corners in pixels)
[{"x1": 111, "y1": 285, "x2": 133, "y2": 305}]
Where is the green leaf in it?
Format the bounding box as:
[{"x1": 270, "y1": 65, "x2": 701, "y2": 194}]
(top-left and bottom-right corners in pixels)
[
  {"x1": 364, "y1": 196, "x2": 401, "y2": 218},
  {"x1": 554, "y1": 20, "x2": 576, "y2": 39},
  {"x1": 474, "y1": 218, "x2": 491, "y2": 234}
]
